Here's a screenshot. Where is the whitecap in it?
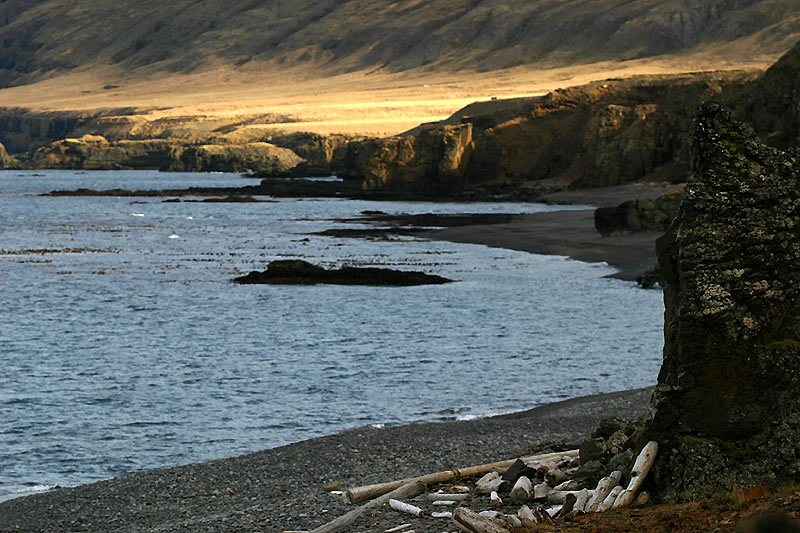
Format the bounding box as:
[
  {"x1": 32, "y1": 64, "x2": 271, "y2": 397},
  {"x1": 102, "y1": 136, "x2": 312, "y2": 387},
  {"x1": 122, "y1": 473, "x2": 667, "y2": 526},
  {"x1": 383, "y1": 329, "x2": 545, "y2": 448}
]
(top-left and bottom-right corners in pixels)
[
  {"x1": 168, "y1": 234, "x2": 180, "y2": 239},
  {"x1": 129, "y1": 213, "x2": 145, "y2": 217}
]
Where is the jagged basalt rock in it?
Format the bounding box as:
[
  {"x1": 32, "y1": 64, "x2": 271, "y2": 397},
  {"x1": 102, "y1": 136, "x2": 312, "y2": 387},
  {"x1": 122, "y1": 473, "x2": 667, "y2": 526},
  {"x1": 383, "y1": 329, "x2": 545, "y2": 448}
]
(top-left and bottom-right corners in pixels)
[
  {"x1": 649, "y1": 104, "x2": 800, "y2": 501},
  {"x1": 233, "y1": 260, "x2": 455, "y2": 286}
]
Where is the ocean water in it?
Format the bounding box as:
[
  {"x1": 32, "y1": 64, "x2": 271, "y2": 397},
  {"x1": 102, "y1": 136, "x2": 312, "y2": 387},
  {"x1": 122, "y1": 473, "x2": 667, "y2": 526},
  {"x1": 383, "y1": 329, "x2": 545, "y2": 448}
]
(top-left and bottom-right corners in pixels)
[{"x1": 0, "y1": 170, "x2": 664, "y2": 502}]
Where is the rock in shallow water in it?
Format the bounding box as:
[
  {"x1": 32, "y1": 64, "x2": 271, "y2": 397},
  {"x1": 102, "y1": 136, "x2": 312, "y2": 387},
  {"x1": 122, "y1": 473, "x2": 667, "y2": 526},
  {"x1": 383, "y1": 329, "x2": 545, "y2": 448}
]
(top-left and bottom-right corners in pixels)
[{"x1": 232, "y1": 259, "x2": 455, "y2": 286}]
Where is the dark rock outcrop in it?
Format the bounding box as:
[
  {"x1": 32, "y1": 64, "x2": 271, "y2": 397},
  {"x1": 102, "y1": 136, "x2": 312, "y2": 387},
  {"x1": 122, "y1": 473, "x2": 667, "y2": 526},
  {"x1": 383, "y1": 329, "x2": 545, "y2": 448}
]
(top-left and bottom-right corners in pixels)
[
  {"x1": 233, "y1": 260, "x2": 454, "y2": 286},
  {"x1": 594, "y1": 187, "x2": 684, "y2": 236},
  {"x1": 22, "y1": 136, "x2": 305, "y2": 173},
  {"x1": 163, "y1": 142, "x2": 303, "y2": 174},
  {"x1": 347, "y1": 124, "x2": 475, "y2": 195},
  {"x1": 736, "y1": 39, "x2": 800, "y2": 150},
  {"x1": 649, "y1": 104, "x2": 800, "y2": 501},
  {"x1": 265, "y1": 132, "x2": 354, "y2": 177},
  {"x1": 29, "y1": 135, "x2": 174, "y2": 169}
]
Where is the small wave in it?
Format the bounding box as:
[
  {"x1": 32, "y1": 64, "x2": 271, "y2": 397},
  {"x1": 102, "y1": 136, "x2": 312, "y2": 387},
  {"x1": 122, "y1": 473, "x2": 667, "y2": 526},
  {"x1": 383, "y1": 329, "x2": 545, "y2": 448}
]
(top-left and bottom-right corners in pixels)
[
  {"x1": 456, "y1": 410, "x2": 513, "y2": 421},
  {"x1": 168, "y1": 234, "x2": 180, "y2": 239},
  {"x1": 0, "y1": 484, "x2": 61, "y2": 502},
  {"x1": 128, "y1": 213, "x2": 145, "y2": 217}
]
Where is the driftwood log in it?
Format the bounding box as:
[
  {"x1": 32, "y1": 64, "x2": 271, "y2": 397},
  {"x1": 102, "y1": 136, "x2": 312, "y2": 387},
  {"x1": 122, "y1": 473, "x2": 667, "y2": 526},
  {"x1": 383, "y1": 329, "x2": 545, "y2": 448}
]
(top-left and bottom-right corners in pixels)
[
  {"x1": 510, "y1": 476, "x2": 533, "y2": 504},
  {"x1": 389, "y1": 499, "x2": 424, "y2": 516},
  {"x1": 452, "y1": 507, "x2": 511, "y2": 533},
  {"x1": 613, "y1": 441, "x2": 658, "y2": 509},
  {"x1": 310, "y1": 481, "x2": 426, "y2": 533},
  {"x1": 344, "y1": 450, "x2": 578, "y2": 504}
]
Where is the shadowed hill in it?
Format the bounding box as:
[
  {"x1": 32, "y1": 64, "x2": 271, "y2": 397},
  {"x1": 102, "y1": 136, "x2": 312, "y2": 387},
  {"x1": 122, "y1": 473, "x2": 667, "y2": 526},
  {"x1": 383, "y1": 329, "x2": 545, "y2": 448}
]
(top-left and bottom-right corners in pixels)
[{"x1": 1, "y1": 0, "x2": 799, "y2": 87}]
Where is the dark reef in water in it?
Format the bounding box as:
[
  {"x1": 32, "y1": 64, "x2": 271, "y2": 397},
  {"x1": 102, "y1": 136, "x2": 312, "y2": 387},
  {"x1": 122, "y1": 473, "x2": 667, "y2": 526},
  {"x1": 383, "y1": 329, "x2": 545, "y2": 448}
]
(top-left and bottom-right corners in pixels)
[{"x1": 233, "y1": 259, "x2": 455, "y2": 286}]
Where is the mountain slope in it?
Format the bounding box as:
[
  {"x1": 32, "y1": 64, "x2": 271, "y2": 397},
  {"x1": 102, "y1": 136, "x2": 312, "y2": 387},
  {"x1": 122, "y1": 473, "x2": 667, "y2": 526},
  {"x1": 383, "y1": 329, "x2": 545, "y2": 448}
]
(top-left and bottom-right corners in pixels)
[{"x1": 1, "y1": 0, "x2": 799, "y2": 87}]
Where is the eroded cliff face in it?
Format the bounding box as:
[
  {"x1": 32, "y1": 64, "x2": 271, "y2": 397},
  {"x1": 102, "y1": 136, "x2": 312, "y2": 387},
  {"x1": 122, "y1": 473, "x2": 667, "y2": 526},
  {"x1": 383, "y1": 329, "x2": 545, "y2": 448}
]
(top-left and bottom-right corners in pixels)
[
  {"x1": 648, "y1": 104, "x2": 800, "y2": 501},
  {"x1": 0, "y1": 141, "x2": 16, "y2": 168},
  {"x1": 350, "y1": 72, "x2": 756, "y2": 195},
  {"x1": 350, "y1": 124, "x2": 474, "y2": 195},
  {"x1": 163, "y1": 143, "x2": 303, "y2": 174}
]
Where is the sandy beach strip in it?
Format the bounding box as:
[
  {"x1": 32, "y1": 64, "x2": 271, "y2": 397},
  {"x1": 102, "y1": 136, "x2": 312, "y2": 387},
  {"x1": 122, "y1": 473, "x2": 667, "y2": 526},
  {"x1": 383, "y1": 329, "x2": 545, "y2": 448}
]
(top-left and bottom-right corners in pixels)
[{"x1": 428, "y1": 184, "x2": 677, "y2": 281}]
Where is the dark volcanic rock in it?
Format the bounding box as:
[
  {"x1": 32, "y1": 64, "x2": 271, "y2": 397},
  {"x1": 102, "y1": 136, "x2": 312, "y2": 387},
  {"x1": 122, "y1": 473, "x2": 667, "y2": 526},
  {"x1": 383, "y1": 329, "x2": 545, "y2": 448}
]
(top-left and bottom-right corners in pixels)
[
  {"x1": 594, "y1": 186, "x2": 683, "y2": 236},
  {"x1": 738, "y1": 39, "x2": 800, "y2": 150},
  {"x1": 232, "y1": 260, "x2": 454, "y2": 286},
  {"x1": 648, "y1": 104, "x2": 800, "y2": 501}
]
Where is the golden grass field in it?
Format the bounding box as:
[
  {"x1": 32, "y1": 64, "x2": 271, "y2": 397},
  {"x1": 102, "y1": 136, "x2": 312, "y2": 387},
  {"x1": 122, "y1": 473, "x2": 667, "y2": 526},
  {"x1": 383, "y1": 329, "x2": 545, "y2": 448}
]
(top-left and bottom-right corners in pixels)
[{"x1": 0, "y1": 51, "x2": 785, "y2": 138}]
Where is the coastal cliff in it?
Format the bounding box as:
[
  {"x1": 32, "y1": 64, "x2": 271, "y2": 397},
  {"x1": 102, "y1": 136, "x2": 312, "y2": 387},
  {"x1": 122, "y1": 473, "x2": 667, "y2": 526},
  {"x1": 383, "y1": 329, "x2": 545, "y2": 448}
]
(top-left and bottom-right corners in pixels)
[
  {"x1": 648, "y1": 104, "x2": 800, "y2": 500},
  {"x1": 345, "y1": 71, "x2": 757, "y2": 195}
]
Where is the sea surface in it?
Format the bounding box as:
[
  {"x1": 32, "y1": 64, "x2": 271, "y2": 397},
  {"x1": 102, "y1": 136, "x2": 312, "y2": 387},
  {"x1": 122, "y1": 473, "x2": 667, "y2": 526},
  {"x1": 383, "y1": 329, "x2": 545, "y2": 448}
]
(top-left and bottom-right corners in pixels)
[{"x1": 0, "y1": 170, "x2": 664, "y2": 502}]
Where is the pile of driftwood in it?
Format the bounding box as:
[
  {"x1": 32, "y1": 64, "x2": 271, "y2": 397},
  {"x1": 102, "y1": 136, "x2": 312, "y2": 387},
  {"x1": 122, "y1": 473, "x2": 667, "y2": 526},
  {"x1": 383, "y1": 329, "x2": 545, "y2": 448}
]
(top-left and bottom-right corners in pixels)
[{"x1": 303, "y1": 441, "x2": 658, "y2": 533}]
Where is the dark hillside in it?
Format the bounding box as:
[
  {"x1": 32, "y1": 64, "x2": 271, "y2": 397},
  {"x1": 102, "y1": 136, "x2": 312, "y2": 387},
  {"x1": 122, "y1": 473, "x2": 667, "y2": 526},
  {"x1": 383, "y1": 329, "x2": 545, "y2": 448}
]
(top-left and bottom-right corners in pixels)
[{"x1": 1, "y1": 0, "x2": 798, "y2": 87}]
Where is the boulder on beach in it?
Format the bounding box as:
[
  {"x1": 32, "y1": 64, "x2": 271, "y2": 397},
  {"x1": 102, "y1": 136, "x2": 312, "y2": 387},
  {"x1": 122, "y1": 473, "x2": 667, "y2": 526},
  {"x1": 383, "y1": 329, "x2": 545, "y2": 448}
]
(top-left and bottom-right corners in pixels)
[
  {"x1": 232, "y1": 259, "x2": 455, "y2": 286},
  {"x1": 594, "y1": 187, "x2": 684, "y2": 236}
]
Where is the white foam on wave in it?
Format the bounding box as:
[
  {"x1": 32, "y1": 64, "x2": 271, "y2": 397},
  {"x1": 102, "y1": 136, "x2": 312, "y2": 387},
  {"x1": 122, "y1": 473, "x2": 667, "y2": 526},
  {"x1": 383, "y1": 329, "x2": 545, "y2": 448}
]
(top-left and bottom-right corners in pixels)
[
  {"x1": 0, "y1": 484, "x2": 61, "y2": 503},
  {"x1": 168, "y1": 234, "x2": 180, "y2": 239},
  {"x1": 129, "y1": 213, "x2": 145, "y2": 217}
]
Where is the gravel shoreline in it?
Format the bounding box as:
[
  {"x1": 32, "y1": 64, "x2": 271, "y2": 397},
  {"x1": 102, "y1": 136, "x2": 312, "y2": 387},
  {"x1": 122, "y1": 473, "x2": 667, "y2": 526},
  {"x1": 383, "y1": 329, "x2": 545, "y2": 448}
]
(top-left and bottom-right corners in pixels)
[{"x1": 0, "y1": 387, "x2": 654, "y2": 532}]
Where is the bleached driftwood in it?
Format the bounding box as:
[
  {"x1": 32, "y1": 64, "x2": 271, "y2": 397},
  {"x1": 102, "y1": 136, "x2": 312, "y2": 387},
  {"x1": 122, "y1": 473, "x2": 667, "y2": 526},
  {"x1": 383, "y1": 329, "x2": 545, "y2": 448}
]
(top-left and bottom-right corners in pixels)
[
  {"x1": 389, "y1": 499, "x2": 424, "y2": 517},
  {"x1": 517, "y1": 505, "x2": 536, "y2": 527},
  {"x1": 585, "y1": 472, "x2": 621, "y2": 512},
  {"x1": 533, "y1": 482, "x2": 550, "y2": 500},
  {"x1": 310, "y1": 480, "x2": 426, "y2": 533},
  {"x1": 452, "y1": 507, "x2": 511, "y2": 533},
  {"x1": 510, "y1": 476, "x2": 532, "y2": 504},
  {"x1": 633, "y1": 491, "x2": 651, "y2": 506},
  {"x1": 427, "y1": 493, "x2": 470, "y2": 502},
  {"x1": 573, "y1": 488, "x2": 592, "y2": 513},
  {"x1": 490, "y1": 491, "x2": 503, "y2": 508},
  {"x1": 478, "y1": 510, "x2": 500, "y2": 518},
  {"x1": 384, "y1": 524, "x2": 412, "y2": 533},
  {"x1": 546, "y1": 489, "x2": 581, "y2": 504},
  {"x1": 432, "y1": 500, "x2": 456, "y2": 506},
  {"x1": 431, "y1": 511, "x2": 453, "y2": 519},
  {"x1": 554, "y1": 479, "x2": 581, "y2": 491},
  {"x1": 475, "y1": 472, "x2": 505, "y2": 495},
  {"x1": 545, "y1": 468, "x2": 568, "y2": 486},
  {"x1": 596, "y1": 486, "x2": 623, "y2": 512},
  {"x1": 344, "y1": 450, "x2": 578, "y2": 504},
  {"x1": 613, "y1": 441, "x2": 659, "y2": 509}
]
